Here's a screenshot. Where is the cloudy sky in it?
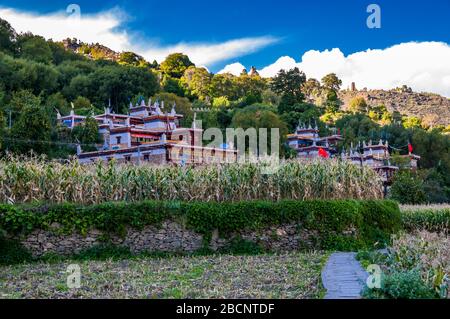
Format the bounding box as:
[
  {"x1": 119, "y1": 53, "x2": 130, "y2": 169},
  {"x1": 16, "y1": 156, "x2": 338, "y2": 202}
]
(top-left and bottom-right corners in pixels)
[{"x1": 0, "y1": 0, "x2": 449, "y2": 96}]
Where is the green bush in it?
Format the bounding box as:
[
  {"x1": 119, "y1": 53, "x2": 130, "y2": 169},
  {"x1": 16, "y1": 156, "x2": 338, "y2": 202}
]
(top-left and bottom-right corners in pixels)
[
  {"x1": 389, "y1": 171, "x2": 427, "y2": 204},
  {"x1": 0, "y1": 235, "x2": 33, "y2": 265},
  {"x1": 71, "y1": 244, "x2": 135, "y2": 261},
  {"x1": 364, "y1": 270, "x2": 438, "y2": 299},
  {"x1": 356, "y1": 250, "x2": 388, "y2": 269},
  {"x1": 219, "y1": 237, "x2": 265, "y2": 255},
  {"x1": 0, "y1": 199, "x2": 402, "y2": 251}
]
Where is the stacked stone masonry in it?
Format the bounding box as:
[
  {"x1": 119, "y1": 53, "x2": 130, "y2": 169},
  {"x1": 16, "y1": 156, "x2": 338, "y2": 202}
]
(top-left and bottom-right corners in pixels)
[{"x1": 14, "y1": 221, "x2": 323, "y2": 257}]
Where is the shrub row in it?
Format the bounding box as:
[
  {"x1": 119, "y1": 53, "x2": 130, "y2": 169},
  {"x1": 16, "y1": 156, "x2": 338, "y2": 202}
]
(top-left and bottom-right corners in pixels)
[
  {"x1": 401, "y1": 207, "x2": 450, "y2": 233},
  {"x1": 0, "y1": 199, "x2": 401, "y2": 250}
]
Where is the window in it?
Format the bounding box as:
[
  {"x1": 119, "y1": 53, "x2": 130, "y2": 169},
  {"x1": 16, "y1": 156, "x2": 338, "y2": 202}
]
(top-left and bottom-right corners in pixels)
[
  {"x1": 125, "y1": 155, "x2": 131, "y2": 162},
  {"x1": 144, "y1": 154, "x2": 150, "y2": 161},
  {"x1": 116, "y1": 136, "x2": 122, "y2": 144}
]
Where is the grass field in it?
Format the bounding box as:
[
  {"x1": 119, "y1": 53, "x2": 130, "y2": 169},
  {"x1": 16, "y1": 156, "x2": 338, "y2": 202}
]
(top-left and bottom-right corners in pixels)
[{"x1": 0, "y1": 252, "x2": 327, "y2": 299}]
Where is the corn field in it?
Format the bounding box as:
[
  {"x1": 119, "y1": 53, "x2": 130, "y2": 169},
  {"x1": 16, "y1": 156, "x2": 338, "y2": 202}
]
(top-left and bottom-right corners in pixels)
[{"x1": 0, "y1": 155, "x2": 383, "y2": 204}]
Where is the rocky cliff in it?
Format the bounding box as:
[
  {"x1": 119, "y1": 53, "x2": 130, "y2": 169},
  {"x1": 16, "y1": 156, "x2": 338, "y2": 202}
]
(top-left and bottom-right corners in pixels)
[{"x1": 62, "y1": 38, "x2": 120, "y2": 61}]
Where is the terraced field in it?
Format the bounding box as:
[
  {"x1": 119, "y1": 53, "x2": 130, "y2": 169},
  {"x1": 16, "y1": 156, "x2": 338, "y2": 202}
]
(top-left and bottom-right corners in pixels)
[{"x1": 0, "y1": 252, "x2": 327, "y2": 299}]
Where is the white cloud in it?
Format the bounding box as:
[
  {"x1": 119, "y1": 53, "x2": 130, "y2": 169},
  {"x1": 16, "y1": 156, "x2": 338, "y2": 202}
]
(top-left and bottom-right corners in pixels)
[
  {"x1": 0, "y1": 7, "x2": 278, "y2": 66},
  {"x1": 258, "y1": 56, "x2": 297, "y2": 77},
  {"x1": 225, "y1": 42, "x2": 450, "y2": 97},
  {"x1": 218, "y1": 62, "x2": 246, "y2": 75},
  {"x1": 0, "y1": 7, "x2": 130, "y2": 52},
  {"x1": 138, "y1": 37, "x2": 278, "y2": 67}
]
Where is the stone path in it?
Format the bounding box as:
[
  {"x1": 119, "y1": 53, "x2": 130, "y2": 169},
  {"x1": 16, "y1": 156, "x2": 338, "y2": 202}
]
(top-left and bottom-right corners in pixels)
[{"x1": 321, "y1": 252, "x2": 368, "y2": 299}]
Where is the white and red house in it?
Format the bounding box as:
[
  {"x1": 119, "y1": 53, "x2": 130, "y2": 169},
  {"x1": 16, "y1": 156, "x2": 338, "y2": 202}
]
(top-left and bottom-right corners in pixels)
[{"x1": 58, "y1": 99, "x2": 237, "y2": 165}]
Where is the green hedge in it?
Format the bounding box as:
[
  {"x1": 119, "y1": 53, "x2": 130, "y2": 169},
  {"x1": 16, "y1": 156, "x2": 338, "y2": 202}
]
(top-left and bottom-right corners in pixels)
[
  {"x1": 401, "y1": 208, "x2": 450, "y2": 233},
  {"x1": 0, "y1": 200, "x2": 402, "y2": 250}
]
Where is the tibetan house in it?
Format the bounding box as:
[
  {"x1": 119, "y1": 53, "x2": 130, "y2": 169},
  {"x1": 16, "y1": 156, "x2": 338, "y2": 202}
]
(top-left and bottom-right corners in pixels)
[
  {"x1": 287, "y1": 122, "x2": 343, "y2": 159},
  {"x1": 341, "y1": 140, "x2": 399, "y2": 184},
  {"x1": 287, "y1": 124, "x2": 420, "y2": 188},
  {"x1": 340, "y1": 139, "x2": 421, "y2": 186},
  {"x1": 58, "y1": 99, "x2": 237, "y2": 165}
]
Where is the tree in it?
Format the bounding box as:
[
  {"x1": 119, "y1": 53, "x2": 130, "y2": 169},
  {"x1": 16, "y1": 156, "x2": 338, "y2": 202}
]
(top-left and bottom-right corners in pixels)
[
  {"x1": 47, "y1": 40, "x2": 82, "y2": 65},
  {"x1": 181, "y1": 66, "x2": 212, "y2": 100},
  {"x1": 392, "y1": 111, "x2": 403, "y2": 124},
  {"x1": 149, "y1": 60, "x2": 159, "y2": 69},
  {"x1": 261, "y1": 89, "x2": 280, "y2": 106},
  {"x1": 118, "y1": 52, "x2": 149, "y2": 67},
  {"x1": 389, "y1": 170, "x2": 426, "y2": 204},
  {"x1": 212, "y1": 96, "x2": 230, "y2": 108},
  {"x1": 402, "y1": 116, "x2": 422, "y2": 129},
  {"x1": 10, "y1": 102, "x2": 52, "y2": 154},
  {"x1": 380, "y1": 110, "x2": 393, "y2": 125},
  {"x1": 64, "y1": 74, "x2": 92, "y2": 101},
  {"x1": 45, "y1": 93, "x2": 67, "y2": 109},
  {"x1": 349, "y1": 97, "x2": 368, "y2": 114},
  {"x1": 160, "y1": 53, "x2": 194, "y2": 78},
  {"x1": 87, "y1": 65, "x2": 159, "y2": 113},
  {"x1": 71, "y1": 116, "x2": 100, "y2": 151},
  {"x1": 210, "y1": 73, "x2": 238, "y2": 100},
  {"x1": 45, "y1": 93, "x2": 69, "y2": 123},
  {"x1": 368, "y1": 104, "x2": 387, "y2": 122},
  {"x1": 18, "y1": 60, "x2": 59, "y2": 96},
  {"x1": 270, "y1": 68, "x2": 306, "y2": 110},
  {"x1": 73, "y1": 96, "x2": 91, "y2": 110},
  {"x1": 7, "y1": 90, "x2": 42, "y2": 123},
  {"x1": 234, "y1": 74, "x2": 266, "y2": 103},
  {"x1": 231, "y1": 104, "x2": 288, "y2": 155},
  {"x1": 56, "y1": 60, "x2": 96, "y2": 88},
  {"x1": 216, "y1": 107, "x2": 233, "y2": 129},
  {"x1": 323, "y1": 89, "x2": 340, "y2": 113},
  {"x1": 18, "y1": 33, "x2": 53, "y2": 64},
  {"x1": 302, "y1": 78, "x2": 321, "y2": 99},
  {"x1": 0, "y1": 18, "x2": 17, "y2": 55},
  {"x1": 161, "y1": 75, "x2": 184, "y2": 96},
  {"x1": 319, "y1": 74, "x2": 342, "y2": 116},
  {"x1": 321, "y1": 73, "x2": 342, "y2": 92},
  {"x1": 335, "y1": 113, "x2": 380, "y2": 146}
]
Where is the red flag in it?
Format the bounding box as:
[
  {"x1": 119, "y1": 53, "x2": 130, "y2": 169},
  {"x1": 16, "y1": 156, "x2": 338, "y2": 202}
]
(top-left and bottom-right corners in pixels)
[
  {"x1": 318, "y1": 147, "x2": 329, "y2": 158},
  {"x1": 408, "y1": 142, "x2": 413, "y2": 153}
]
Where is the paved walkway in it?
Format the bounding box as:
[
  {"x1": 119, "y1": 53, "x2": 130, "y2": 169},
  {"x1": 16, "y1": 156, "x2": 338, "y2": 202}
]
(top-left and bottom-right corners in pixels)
[{"x1": 321, "y1": 252, "x2": 368, "y2": 299}]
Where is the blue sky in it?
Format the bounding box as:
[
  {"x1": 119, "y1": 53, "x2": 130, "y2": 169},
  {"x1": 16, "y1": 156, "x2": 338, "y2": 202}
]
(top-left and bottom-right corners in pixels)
[{"x1": 1, "y1": 0, "x2": 450, "y2": 95}]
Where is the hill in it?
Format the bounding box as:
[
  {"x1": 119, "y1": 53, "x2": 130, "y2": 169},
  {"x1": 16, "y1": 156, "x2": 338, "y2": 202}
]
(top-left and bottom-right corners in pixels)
[
  {"x1": 61, "y1": 38, "x2": 120, "y2": 61},
  {"x1": 339, "y1": 85, "x2": 450, "y2": 126}
]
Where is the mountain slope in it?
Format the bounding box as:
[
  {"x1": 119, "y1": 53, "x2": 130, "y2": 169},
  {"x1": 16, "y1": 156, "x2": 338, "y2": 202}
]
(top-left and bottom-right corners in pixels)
[{"x1": 339, "y1": 87, "x2": 450, "y2": 126}]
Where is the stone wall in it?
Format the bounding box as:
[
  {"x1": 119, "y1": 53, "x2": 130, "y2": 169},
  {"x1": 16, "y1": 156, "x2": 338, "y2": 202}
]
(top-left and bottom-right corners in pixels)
[{"x1": 14, "y1": 221, "x2": 322, "y2": 257}]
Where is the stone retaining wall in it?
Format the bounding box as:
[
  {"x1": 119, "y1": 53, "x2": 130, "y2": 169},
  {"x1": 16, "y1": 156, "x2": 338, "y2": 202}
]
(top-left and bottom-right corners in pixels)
[{"x1": 13, "y1": 221, "x2": 322, "y2": 257}]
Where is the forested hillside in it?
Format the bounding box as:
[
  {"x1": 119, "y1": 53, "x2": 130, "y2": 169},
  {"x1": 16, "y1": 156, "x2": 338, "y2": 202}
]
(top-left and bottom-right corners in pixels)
[{"x1": 0, "y1": 17, "x2": 449, "y2": 203}]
